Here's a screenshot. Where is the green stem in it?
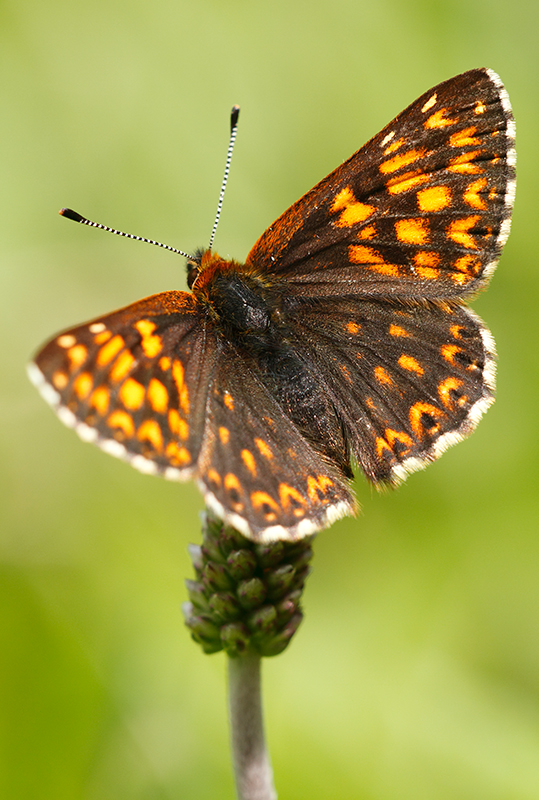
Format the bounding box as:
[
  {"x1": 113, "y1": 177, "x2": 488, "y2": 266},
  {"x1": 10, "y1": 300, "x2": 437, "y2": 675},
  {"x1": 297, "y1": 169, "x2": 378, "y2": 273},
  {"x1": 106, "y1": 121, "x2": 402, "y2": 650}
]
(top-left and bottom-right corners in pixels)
[{"x1": 227, "y1": 650, "x2": 277, "y2": 800}]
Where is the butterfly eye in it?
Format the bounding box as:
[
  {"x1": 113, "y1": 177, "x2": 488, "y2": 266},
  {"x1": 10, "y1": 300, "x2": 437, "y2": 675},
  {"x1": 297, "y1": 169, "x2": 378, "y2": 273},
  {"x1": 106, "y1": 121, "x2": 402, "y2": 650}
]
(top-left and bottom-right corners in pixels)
[{"x1": 187, "y1": 258, "x2": 201, "y2": 289}]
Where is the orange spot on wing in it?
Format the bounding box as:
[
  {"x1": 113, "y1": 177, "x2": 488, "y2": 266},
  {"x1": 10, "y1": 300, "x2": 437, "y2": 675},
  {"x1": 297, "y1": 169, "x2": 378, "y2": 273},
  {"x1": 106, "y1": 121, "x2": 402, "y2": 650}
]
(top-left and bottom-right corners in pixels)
[
  {"x1": 279, "y1": 483, "x2": 306, "y2": 516},
  {"x1": 219, "y1": 426, "x2": 230, "y2": 445},
  {"x1": 255, "y1": 438, "x2": 273, "y2": 459},
  {"x1": 395, "y1": 218, "x2": 429, "y2": 245},
  {"x1": 137, "y1": 419, "x2": 163, "y2": 452},
  {"x1": 385, "y1": 428, "x2": 413, "y2": 454},
  {"x1": 438, "y1": 377, "x2": 466, "y2": 408},
  {"x1": 73, "y1": 372, "x2": 93, "y2": 399},
  {"x1": 135, "y1": 319, "x2": 162, "y2": 358},
  {"x1": 374, "y1": 366, "x2": 394, "y2": 386},
  {"x1": 306, "y1": 474, "x2": 334, "y2": 503},
  {"x1": 94, "y1": 330, "x2": 112, "y2": 345},
  {"x1": 223, "y1": 391, "x2": 235, "y2": 411},
  {"x1": 389, "y1": 324, "x2": 410, "y2": 337},
  {"x1": 168, "y1": 408, "x2": 189, "y2": 440},
  {"x1": 417, "y1": 185, "x2": 451, "y2": 212},
  {"x1": 207, "y1": 468, "x2": 221, "y2": 487},
  {"x1": 376, "y1": 437, "x2": 392, "y2": 458},
  {"x1": 225, "y1": 473, "x2": 242, "y2": 492},
  {"x1": 89, "y1": 385, "x2": 110, "y2": 416},
  {"x1": 357, "y1": 224, "x2": 376, "y2": 240},
  {"x1": 109, "y1": 349, "x2": 136, "y2": 382},
  {"x1": 454, "y1": 254, "x2": 481, "y2": 276},
  {"x1": 67, "y1": 344, "x2": 88, "y2": 369},
  {"x1": 159, "y1": 356, "x2": 171, "y2": 371},
  {"x1": 349, "y1": 245, "x2": 400, "y2": 276},
  {"x1": 463, "y1": 178, "x2": 488, "y2": 209},
  {"x1": 413, "y1": 250, "x2": 441, "y2": 279},
  {"x1": 424, "y1": 109, "x2": 457, "y2": 128},
  {"x1": 440, "y1": 344, "x2": 461, "y2": 366},
  {"x1": 52, "y1": 371, "x2": 68, "y2": 389},
  {"x1": 119, "y1": 377, "x2": 145, "y2": 410},
  {"x1": 241, "y1": 449, "x2": 257, "y2": 477},
  {"x1": 225, "y1": 473, "x2": 244, "y2": 510},
  {"x1": 447, "y1": 216, "x2": 480, "y2": 249},
  {"x1": 147, "y1": 378, "x2": 169, "y2": 414},
  {"x1": 379, "y1": 148, "x2": 426, "y2": 174},
  {"x1": 449, "y1": 126, "x2": 481, "y2": 147},
  {"x1": 165, "y1": 441, "x2": 191, "y2": 466},
  {"x1": 409, "y1": 402, "x2": 444, "y2": 438},
  {"x1": 387, "y1": 171, "x2": 430, "y2": 195},
  {"x1": 383, "y1": 137, "x2": 405, "y2": 155},
  {"x1": 331, "y1": 186, "x2": 376, "y2": 227},
  {"x1": 398, "y1": 354, "x2": 424, "y2": 375},
  {"x1": 250, "y1": 491, "x2": 279, "y2": 521},
  {"x1": 107, "y1": 410, "x2": 135, "y2": 438},
  {"x1": 172, "y1": 359, "x2": 190, "y2": 414},
  {"x1": 474, "y1": 101, "x2": 486, "y2": 115},
  {"x1": 447, "y1": 150, "x2": 483, "y2": 174},
  {"x1": 97, "y1": 335, "x2": 124, "y2": 366},
  {"x1": 346, "y1": 321, "x2": 361, "y2": 335}
]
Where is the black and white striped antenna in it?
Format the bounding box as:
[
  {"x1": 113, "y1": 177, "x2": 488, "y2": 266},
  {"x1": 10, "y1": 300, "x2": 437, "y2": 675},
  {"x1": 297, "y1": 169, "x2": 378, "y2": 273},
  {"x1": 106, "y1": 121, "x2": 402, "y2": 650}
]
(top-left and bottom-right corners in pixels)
[
  {"x1": 208, "y1": 105, "x2": 240, "y2": 251},
  {"x1": 59, "y1": 104, "x2": 241, "y2": 258},
  {"x1": 58, "y1": 207, "x2": 193, "y2": 259}
]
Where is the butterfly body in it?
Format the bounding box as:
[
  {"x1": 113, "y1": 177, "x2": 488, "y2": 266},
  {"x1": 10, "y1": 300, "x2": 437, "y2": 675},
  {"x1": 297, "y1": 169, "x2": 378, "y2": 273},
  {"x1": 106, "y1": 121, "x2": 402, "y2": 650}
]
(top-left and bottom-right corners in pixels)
[{"x1": 29, "y1": 68, "x2": 516, "y2": 542}]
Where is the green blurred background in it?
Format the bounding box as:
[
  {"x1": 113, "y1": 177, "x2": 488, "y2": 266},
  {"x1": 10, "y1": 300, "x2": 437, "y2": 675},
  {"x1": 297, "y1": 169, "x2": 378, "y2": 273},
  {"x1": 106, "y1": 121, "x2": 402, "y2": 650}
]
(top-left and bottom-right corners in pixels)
[{"x1": 2, "y1": 1, "x2": 538, "y2": 797}]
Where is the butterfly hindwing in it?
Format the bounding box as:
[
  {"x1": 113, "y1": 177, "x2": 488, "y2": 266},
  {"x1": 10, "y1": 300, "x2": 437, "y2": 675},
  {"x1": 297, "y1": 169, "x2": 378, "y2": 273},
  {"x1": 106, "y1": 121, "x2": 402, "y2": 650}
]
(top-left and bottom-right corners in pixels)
[
  {"x1": 196, "y1": 341, "x2": 355, "y2": 542},
  {"x1": 285, "y1": 296, "x2": 495, "y2": 483}
]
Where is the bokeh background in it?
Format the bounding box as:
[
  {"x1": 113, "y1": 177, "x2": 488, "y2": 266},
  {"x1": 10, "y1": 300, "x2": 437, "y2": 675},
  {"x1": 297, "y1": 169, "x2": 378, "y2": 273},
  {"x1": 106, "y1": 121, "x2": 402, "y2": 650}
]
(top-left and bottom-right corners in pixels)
[{"x1": 2, "y1": 1, "x2": 538, "y2": 798}]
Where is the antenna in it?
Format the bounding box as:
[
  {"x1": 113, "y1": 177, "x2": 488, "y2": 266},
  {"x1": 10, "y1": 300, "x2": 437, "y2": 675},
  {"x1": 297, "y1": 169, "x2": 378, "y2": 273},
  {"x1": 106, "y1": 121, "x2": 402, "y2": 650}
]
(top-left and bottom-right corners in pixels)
[
  {"x1": 60, "y1": 105, "x2": 241, "y2": 258},
  {"x1": 59, "y1": 207, "x2": 193, "y2": 259},
  {"x1": 208, "y1": 105, "x2": 240, "y2": 251}
]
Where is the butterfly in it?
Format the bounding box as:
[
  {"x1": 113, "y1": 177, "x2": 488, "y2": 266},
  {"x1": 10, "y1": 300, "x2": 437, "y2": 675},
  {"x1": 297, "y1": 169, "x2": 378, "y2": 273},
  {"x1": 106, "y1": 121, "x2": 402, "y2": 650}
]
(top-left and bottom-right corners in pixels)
[{"x1": 28, "y1": 68, "x2": 516, "y2": 543}]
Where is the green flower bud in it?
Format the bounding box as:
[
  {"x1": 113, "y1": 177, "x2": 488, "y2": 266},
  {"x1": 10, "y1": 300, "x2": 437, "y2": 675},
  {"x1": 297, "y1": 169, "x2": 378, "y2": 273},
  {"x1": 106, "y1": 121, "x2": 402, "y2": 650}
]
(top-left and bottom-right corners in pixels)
[
  {"x1": 265, "y1": 564, "x2": 296, "y2": 599},
  {"x1": 208, "y1": 592, "x2": 241, "y2": 622},
  {"x1": 220, "y1": 622, "x2": 251, "y2": 657},
  {"x1": 237, "y1": 577, "x2": 267, "y2": 609},
  {"x1": 203, "y1": 561, "x2": 234, "y2": 592},
  {"x1": 185, "y1": 579, "x2": 210, "y2": 611},
  {"x1": 185, "y1": 512, "x2": 315, "y2": 656},
  {"x1": 226, "y1": 549, "x2": 257, "y2": 581}
]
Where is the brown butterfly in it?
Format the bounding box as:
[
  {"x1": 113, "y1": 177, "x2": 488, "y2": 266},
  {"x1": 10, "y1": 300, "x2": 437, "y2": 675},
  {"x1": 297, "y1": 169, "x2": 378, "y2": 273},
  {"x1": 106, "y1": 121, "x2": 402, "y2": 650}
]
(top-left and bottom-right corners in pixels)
[{"x1": 29, "y1": 68, "x2": 516, "y2": 542}]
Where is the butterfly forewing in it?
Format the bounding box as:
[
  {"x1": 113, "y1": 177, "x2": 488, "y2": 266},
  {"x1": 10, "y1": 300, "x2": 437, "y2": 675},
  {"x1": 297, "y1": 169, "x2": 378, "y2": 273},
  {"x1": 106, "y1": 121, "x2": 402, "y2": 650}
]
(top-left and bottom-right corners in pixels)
[
  {"x1": 246, "y1": 68, "x2": 515, "y2": 300},
  {"x1": 30, "y1": 291, "x2": 217, "y2": 479}
]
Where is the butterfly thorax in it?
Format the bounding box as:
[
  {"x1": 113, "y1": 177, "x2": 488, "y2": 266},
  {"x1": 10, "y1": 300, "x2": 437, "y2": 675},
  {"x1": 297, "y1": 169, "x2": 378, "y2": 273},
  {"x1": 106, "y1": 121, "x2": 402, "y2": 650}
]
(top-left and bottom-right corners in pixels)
[{"x1": 190, "y1": 250, "x2": 284, "y2": 347}]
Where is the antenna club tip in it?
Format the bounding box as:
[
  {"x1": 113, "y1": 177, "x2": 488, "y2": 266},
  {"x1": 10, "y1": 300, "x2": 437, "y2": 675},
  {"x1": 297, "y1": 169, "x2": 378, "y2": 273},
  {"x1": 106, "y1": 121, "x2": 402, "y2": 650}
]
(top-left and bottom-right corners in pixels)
[
  {"x1": 59, "y1": 208, "x2": 84, "y2": 222},
  {"x1": 230, "y1": 105, "x2": 240, "y2": 129}
]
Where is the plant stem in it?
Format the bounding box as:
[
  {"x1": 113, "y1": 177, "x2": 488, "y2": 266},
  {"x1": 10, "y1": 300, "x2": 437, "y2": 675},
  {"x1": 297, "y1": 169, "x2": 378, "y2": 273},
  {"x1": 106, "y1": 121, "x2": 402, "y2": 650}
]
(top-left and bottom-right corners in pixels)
[{"x1": 227, "y1": 650, "x2": 277, "y2": 800}]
